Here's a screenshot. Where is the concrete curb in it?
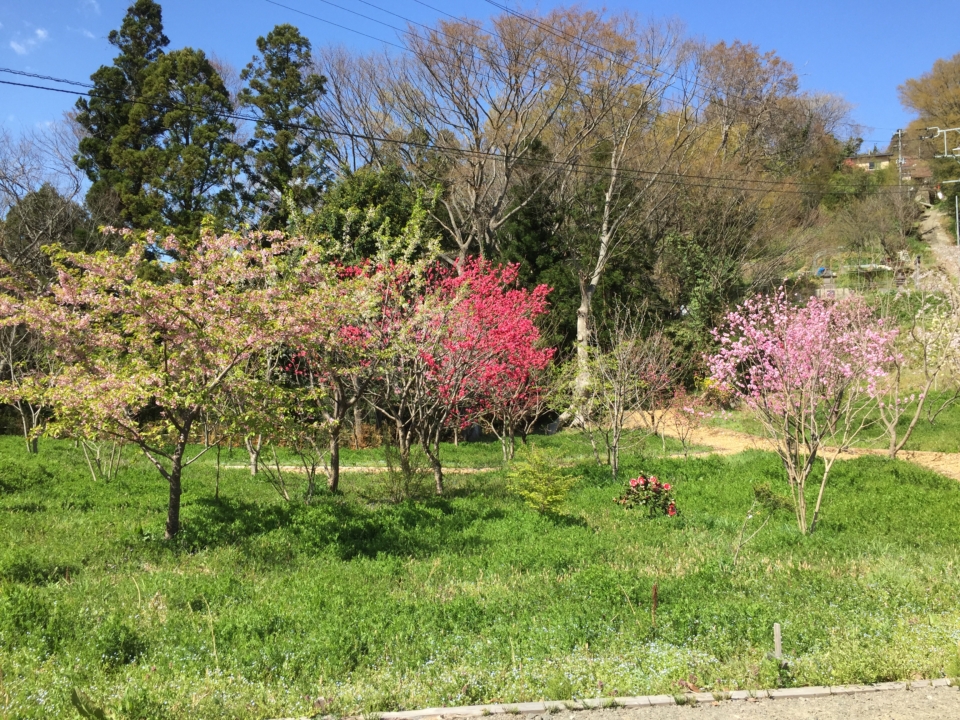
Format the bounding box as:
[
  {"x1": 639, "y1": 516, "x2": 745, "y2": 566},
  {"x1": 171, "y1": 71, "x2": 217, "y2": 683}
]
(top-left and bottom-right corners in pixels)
[
  {"x1": 271, "y1": 679, "x2": 955, "y2": 720},
  {"x1": 369, "y1": 678, "x2": 954, "y2": 720}
]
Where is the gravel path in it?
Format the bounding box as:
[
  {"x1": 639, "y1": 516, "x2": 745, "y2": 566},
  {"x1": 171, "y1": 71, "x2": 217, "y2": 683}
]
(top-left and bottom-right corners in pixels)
[{"x1": 919, "y1": 208, "x2": 960, "y2": 283}]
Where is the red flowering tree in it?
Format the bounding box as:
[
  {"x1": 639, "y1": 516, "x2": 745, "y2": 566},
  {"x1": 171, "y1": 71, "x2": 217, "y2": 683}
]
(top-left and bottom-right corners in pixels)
[
  {"x1": 373, "y1": 261, "x2": 553, "y2": 493},
  {"x1": 16, "y1": 230, "x2": 319, "y2": 538},
  {"x1": 708, "y1": 292, "x2": 897, "y2": 534}
]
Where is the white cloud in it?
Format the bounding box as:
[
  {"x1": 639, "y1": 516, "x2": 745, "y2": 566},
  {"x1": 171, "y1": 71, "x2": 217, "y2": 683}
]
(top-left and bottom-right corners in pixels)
[
  {"x1": 81, "y1": 0, "x2": 101, "y2": 14},
  {"x1": 68, "y1": 26, "x2": 96, "y2": 39},
  {"x1": 9, "y1": 27, "x2": 50, "y2": 55}
]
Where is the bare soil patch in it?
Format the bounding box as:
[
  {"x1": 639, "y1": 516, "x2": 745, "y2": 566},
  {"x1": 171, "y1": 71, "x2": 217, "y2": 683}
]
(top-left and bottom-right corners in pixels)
[{"x1": 649, "y1": 413, "x2": 960, "y2": 482}]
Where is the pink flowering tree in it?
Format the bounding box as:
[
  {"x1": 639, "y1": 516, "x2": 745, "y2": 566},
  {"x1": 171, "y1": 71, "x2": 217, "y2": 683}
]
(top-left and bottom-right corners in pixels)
[
  {"x1": 708, "y1": 292, "x2": 897, "y2": 535},
  {"x1": 19, "y1": 229, "x2": 313, "y2": 538},
  {"x1": 373, "y1": 260, "x2": 552, "y2": 493},
  {"x1": 472, "y1": 362, "x2": 554, "y2": 463}
]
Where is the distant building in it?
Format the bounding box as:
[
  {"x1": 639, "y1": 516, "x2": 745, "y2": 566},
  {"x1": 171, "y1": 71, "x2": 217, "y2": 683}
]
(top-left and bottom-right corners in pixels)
[
  {"x1": 842, "y1": 153, "x2": 932, "y2": 184},
  {"x1": 847, "y1": 152, "x2": 893, "y2": 172}
]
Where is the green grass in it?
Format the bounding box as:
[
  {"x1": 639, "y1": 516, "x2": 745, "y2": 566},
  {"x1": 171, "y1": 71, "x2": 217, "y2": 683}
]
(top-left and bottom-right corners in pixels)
[
  {"x1": 227, "y1": 428, "x2": 687, "y2": 470},
  {"x1": 2, "y1": 435, "x2": 960, "y2": 719},
  {"x1": 708, "y1": 391, "x2": 960, "y2": 453}
]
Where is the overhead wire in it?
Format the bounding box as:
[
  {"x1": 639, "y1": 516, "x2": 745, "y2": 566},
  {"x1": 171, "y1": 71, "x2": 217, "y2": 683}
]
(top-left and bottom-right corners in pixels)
[
  {"x1": 273, "y1": 0, "x2": 817, "y2": 145},
  {"x1": 267, "y1": 0, "x2": 884, "y2": 172},
  {"x1": 0, "y1": 72, "x2": 917, "y2": 197},
  {"x1": 266, "y1": 0, "x2": 545, "y2": 94}
]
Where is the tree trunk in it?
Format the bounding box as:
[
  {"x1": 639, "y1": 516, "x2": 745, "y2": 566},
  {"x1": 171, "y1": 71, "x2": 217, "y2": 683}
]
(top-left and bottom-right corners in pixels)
[
  {"x1": 574, "y1": 277, "x2": 596, "y2": 410},
  {"x1": 164, "y1": 414, "x2": 196, "y2": 539},
  {"x1": 328, "y1": 423, "x2": 341, "y2": 493},
  {"x1": 18, "y1": 402, "x2": 39, "y2": 454},
  {"x1": 165, "y1": 465, "x2": 183, "y2": 540},
  {"x1": 395, "y1": 420, "x2": 414, "y2": 479},
  {"x1": 422, "y1": 438, "x2": 444, "y2": 495},
  {"x1": 353, "y1": 402, "x2": 364, "y2": 449},
  {"x1": 245, "y1": 435, "x2": 262, "y2": 476}
]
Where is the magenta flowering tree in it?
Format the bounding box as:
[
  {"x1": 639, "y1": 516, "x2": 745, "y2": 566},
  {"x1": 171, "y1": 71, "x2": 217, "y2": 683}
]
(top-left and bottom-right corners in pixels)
[
  {"x1": 708, "y1": 292, "x2": 897, "y2": 534},
  {"x1": 374, "y1": 260, "x2": 553, "y2": 493},
  {"x1": 19, "y1": 229, "x2": 310, "y2": 538}
]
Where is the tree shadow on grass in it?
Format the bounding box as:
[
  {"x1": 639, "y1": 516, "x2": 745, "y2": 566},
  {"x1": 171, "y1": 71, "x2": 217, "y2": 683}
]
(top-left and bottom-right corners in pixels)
[
  {"x1": 541, "y1": 511, "x2": 590, "y2": 529},
  {"x1": 165, "y1": 494, "x2": 505, "y2": 563}
]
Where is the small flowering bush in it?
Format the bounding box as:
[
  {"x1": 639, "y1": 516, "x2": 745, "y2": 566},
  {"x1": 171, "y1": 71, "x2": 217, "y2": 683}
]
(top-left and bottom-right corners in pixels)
[{"x1": 616, "y1": 474, "x2": 677, "y2": 517}]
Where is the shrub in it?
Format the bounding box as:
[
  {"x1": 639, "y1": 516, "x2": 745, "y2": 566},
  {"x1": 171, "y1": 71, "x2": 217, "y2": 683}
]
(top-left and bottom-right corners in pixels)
[
  {"x1": 615, "y1": 474, "x2": 677, "y2": 517},
  {"x1": 506, "y1": 444, "x2": 576, "y2": 513}
]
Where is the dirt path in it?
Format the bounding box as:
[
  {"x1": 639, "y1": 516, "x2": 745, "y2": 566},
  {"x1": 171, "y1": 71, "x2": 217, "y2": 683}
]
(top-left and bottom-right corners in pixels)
[
  {"x1": 223, "y1": 465, "x2": 492, "y2": 475},
  {"x1": 918, "y1": 208, "x2": 960, "y2": 283},
  {"x1": 658, "y1": 418, "x2": 960, "y2": 482}
]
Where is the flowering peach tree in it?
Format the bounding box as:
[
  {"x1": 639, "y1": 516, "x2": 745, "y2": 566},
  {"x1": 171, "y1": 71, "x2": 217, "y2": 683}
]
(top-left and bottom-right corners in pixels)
[
  {"x1": 708, "y1": 292, "x2": 897, "y2": 534},
  {"x1": 373, "y1": 260, "x2": 552, "y2": 493}
]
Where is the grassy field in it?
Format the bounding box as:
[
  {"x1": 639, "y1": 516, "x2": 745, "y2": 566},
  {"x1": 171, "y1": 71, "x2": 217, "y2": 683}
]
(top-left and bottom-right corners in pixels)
[{"x1": 2, "y1": 433, "x2": 960, "y2": 719}]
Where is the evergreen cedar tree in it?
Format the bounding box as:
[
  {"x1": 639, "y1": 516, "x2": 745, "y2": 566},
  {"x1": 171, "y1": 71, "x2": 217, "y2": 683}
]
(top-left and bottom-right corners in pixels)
[
  {"x1": 239, "y1": 24, "x2": 329, "y2": 230},
  {"x1": 74, "y1": 0, "x2": 170, "y2": 228}
]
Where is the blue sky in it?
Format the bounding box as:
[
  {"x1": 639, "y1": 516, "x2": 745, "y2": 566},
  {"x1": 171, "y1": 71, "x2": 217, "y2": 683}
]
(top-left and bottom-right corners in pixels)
[{"x1": 1, "y1": 0, "x2": 956, "y2": 150}]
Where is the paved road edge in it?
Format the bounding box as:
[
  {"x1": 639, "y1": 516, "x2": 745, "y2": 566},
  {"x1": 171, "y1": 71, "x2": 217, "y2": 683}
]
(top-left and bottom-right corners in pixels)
[{"x1": 273, "y1": 678, "x2": 956, "y2": 720}]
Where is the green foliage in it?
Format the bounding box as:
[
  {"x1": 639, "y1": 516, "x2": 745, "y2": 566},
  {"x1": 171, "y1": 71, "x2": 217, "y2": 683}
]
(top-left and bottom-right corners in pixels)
[
  {"x1": 506, "y1": 444, "x2": 577, "y2": 513},
  {"x1": 1, "y1": 436, "x2": 960, "y2": 717},
  {"x1": 71, "y1": 689, "x2": 111, "y2": 720},
  {"x1": 129, "y1": 47, "x2": 241, "y2": 237},
  {"x1": 74, "y1": 0, "x2": 170, "y2": 227},
  {"x1": 97, "y1": 616, "x2": 148, "y2": 668},
  {"x1": 239, "y1": 24, "x2": 329, "y2": 230},
  {"x1": 306, "y1": 164, "x2": 421, "y2": 257}
]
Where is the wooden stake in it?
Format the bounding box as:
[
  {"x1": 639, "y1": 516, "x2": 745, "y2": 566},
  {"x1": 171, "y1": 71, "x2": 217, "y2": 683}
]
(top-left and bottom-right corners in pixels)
[
  {"x1": 651, "y1": 583, "x2": 658, "y2": 628},
  {"x1": 774, "y1": 622, "x2": 782, "y2": 659}
]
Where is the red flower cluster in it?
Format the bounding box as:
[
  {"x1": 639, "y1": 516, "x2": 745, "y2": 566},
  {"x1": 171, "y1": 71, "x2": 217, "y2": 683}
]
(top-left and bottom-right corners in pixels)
[{"x1": 617, "y1": 474, "x2": 677, "y2": 517}]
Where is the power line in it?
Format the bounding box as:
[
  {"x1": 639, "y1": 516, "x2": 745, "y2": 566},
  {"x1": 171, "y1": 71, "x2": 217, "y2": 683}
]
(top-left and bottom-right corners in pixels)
[
  {"x1": 0, "y1": 67, "x2": 94, "y2": 89},
  {"x1": 265, "y1": 0, "x2": 406, "y2": 51},
  {"x1": 479, "y1": 0, "x2": 728, "y2": 110},
  {"x1": 0, "y1": 74, "x2": 915, "y2": 197},
  {"x1": 266, "y1": 0, "x2": 550, "y2": 101}
]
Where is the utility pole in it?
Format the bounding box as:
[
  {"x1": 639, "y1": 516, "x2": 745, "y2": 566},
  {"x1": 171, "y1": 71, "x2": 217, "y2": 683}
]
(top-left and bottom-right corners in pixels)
[
  {"x1": 926, "y1": 127, "x2": 960, "y2": 158},
  {"x1": 897, "y1": 128, "x2": 903, "y2": 187}
]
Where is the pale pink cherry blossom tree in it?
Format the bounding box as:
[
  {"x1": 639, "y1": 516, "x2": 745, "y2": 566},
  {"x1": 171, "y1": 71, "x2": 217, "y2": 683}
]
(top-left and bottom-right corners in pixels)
[
  {"x1": 708, "y1": 292, "x2": 897, "y2": 535},
  {"x1": 22, "y1": 229, "x2": 317, "y2": 538}
]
